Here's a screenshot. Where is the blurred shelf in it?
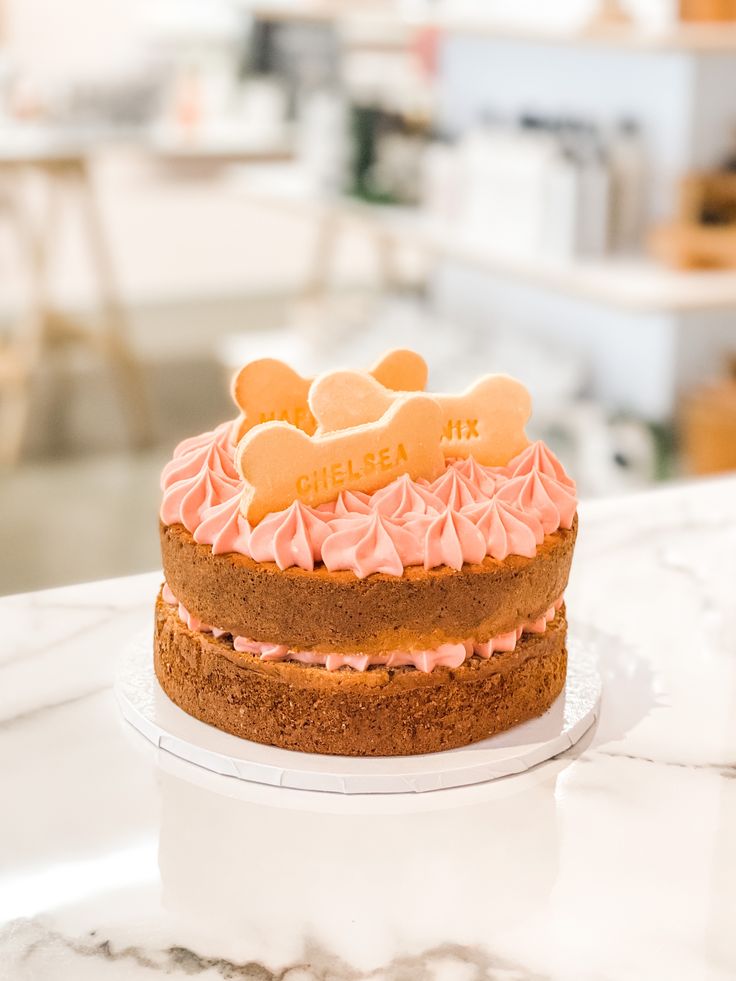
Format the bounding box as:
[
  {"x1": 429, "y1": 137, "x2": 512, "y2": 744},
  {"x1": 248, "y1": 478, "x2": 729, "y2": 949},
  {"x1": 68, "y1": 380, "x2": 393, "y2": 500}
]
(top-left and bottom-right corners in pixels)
[
  {"x1": 437, "y1": 242, "x2": 736, "y2": 313},
  {"x1": 242, "y1": 1, "x2": 341, "y2": 23},
  {"x1": 147, "y1": 129, "x2": 294, "y2": 166},
  {"x1": 240, "y1": 3, "x2": 736, "y2": 53},
  {"x1": 0, "y1": 120, "x2": 296, "y2": 164},
  {"x1": 231, "y1": 163, "x2": 736, "y2": 313},
  {"x1": 426, "y1": 17, "x2": 736, "y2": 52},
  {"x1": 0, "y1": 124, "x2": 139, "y2": 164}
]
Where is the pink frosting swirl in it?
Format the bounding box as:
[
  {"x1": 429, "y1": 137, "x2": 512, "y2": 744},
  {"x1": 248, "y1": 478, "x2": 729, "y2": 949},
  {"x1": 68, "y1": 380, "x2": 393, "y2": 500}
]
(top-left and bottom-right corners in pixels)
[
  {"x1": 322, "y1": 512, "x2": 420, "y2": 578},
  {"x1": 429, "y1": 466, "x2": 490, "y2": 510},
  {"x1": 333, "y1": 490, "x2": 372, "y2": 516},
  {"x1": 160, "y1": 422, "x2": 240, "y2": 533},
  {"x1": 451, "y1": 456, "x2": 501, "y2": 496},
  {"x1": 193, "y1": 495, "x2": 251, "y2": 556},
  {"x1": 248, "y1": 501, "x2": 332, "y2": 571},
  {"x1": 505, "y1": 440, "x2": 576, "y2": 491},
  {"x1": 495, "y1": 471, "x2": 577, "y2": 534},
  {"x1": 369, "y1": 473, "x2": 443, "y2": 519},
  {"x1": 462, "y1": 498, "x2": 543, "y2": 560},
  {"x1": 171, "y1": 426, "x2": 230, "y2": 460},
  {"x1": 408, "y1": 508, "x2": 486, "y2": 571}
]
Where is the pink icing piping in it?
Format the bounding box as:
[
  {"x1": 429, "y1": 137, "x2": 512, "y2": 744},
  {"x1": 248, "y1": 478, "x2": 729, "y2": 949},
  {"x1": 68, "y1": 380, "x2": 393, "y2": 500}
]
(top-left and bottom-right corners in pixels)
[
  {"x1": 193, "y1": 495, "x2": 251, "y2": 555},
  {"x1": 159, "y1": 422, "x2": 577, "y2": 576},
  {"x1": 160, "y1": 422, "x2": 240, "y2": 534},
  {"x1": 162, "y1": 585, "x2": 564, "y2": 674},
  {"x1": 249, "y1": 500, "x2": 332, "y2": 571},
  {"x1": 409, "y1": 508, "x2": 486, "y2": 571},
  {"x1": 495, "y1": 470, "x2": 577, "y2": 535},
  {"x1": 322, "y1": 511, "x2": 423, "y2": 577},
  {"x1": 461, "y1": 498, "x2": 543, "y2": 561},
  {"x1": 505, "y1": 440, "x2": 577, "y2": 490}
]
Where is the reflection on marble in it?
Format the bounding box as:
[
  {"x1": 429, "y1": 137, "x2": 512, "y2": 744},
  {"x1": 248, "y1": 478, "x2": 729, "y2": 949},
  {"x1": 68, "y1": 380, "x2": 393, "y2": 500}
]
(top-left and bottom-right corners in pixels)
[{"x1": 1, "y1": 477, "x2": 736, "y2": 979}]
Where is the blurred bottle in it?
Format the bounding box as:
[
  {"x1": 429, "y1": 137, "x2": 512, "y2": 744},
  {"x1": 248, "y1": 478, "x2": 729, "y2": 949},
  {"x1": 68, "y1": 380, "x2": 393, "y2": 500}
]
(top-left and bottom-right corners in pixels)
[
  {"x1": 346, "y1": 103, "x2": 429, "y2": 205},
  {"x1": 458, "y1": 114, "x2": 556, "y2": 255},
  {"x1": 608, "y1": 118, "x2": 646, "y2": 253},
  {"x1": 297, "y1": 89, "x2": 346, "y2": 192},
  {"x1": 238, "y1": 75, "x2": 288, "y2": 141},
  {"x1": 680, "y1": 357, "x2": 736, "y2": 475},
  {"x1": 174, "y1": 65, "x2": 203, "y2": 138},
  {"x1": 541, "y1": 146, "x2": 580, "y2": 259},
  {"x1": 574, "y1": 124, "x2": 611, "y2": 257},
  {"x1": 420, "y1": 136, "x2": 460, "y2": 223}
]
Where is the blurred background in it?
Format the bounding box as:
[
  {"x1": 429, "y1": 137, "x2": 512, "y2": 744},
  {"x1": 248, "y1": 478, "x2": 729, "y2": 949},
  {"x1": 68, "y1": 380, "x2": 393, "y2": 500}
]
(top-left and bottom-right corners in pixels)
[{"x1": 2, "y1": 0, "x2": 736, "y2": 594}]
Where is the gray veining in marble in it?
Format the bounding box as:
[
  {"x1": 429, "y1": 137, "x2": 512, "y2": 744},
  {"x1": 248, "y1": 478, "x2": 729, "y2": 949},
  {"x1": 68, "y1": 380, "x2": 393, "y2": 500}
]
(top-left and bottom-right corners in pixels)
[{"x1": 1, "y1": 477, "x2": 735, "y2": 980}]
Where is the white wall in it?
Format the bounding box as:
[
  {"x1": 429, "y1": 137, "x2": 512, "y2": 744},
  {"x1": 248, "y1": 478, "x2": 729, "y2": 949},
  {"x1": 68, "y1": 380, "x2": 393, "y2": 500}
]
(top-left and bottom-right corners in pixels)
[
  {"x1": 4, "y1": 0, "x2": 148, "y2": 81},
  {"x1": 432, "y1": 261, "x2": 681, "y2": 420}
]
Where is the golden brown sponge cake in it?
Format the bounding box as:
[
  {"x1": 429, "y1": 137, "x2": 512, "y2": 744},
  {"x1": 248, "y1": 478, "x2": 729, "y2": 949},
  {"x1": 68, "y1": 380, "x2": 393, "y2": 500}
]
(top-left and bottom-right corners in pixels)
[
  {"x1": 160, "y1": 518, "x2": 576, "y2": 654},
  {"x1": 155, "y1": 592, "x2": 568, "y2": 757}
]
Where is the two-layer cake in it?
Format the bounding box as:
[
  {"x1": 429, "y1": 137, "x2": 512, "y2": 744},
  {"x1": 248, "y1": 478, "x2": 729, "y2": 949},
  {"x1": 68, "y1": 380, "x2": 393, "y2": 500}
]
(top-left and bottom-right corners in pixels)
[{"x1": 155, "y1": 352, "x2": 578, "y2": 756}]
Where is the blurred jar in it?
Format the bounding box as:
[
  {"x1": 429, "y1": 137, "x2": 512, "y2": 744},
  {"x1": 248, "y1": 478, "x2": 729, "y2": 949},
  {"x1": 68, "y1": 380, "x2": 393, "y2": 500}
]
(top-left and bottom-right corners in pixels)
[{"x1": 680, "y1": 358, "x2": 736, "y2": 475}]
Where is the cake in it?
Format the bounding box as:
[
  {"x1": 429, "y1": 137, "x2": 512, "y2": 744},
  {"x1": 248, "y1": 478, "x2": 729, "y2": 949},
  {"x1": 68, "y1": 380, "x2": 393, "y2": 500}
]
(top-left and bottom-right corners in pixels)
[{"x1": 155, "y1": 350, "x2": 578, "y2": 757}]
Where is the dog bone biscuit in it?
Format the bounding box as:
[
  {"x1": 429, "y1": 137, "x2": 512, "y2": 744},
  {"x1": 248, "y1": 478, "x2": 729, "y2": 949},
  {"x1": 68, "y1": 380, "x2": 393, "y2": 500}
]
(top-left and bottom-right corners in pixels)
[
  {"x1": 230, "y1": 349, "x2": 427, "y2": 441},
  {"x1": 236, "y1": 394, "x2": 445, "y2": 523},
  {"x1": 310, "y1": 372, "x2": 530, "y2": 466}
]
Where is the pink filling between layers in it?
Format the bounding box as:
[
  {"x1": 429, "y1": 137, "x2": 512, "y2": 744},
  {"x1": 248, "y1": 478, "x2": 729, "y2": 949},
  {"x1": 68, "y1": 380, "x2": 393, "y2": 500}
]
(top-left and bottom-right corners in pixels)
[
  {"x1": 159, "y1": 425, "x2": 578, "y2": 579},
  {"x1": 161, "y1": 583, "x2": 564, "y2": 674}
]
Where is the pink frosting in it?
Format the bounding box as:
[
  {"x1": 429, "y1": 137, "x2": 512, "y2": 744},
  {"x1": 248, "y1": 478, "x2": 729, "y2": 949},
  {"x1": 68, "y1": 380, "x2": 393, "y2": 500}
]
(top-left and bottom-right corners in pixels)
[
  {"x1": 505, "y1": 440, "x2": 576, "y2": 490},
  {"x1": 160, "y1": 422, "x2": 241, "y2": 533},
  {"x1": 322, "y1": 512, "x2": 422, "y2": 577},
  {"x1": 193, "y1": 495, "x2": 251, "y2": 555},
  {"x1": 233, "y1": 636, "x2": 289, "y2": 659},
  {"x1": 495, "y1": 471, "x2": 577, "y2": 534},
  {"x1": 408, "y1": 508, "x2": 486, "y2": 571},
  {"x1": 462, "y1": 498, "x2": 544, "y2": 561},
  {"x1": 451, "y1": 456, "x2": 500, "y2": 496},
  {"x1": 369, "y1": 473, "x2": 443, "y2": 519},
  {"x1": 159, "y1": 420, "x2": 577, "y2": 575},
  {"x1": 171, "y1": 427, "x2": 229, "y2": 459},
  {"x1": 162, "y1": 582, "x2": 177, "y2": 605},
  {"x1": 249, "y1": 500, "x2": 332, "y2": 571},
  {"x1": 162, "y1": 583, "x2": 226, "y2": 637},
  {"x1": 429, "y1": 466, "x2": 490, "y2": 509},
  {"x1": 333, "y1": 490, "x2": 372, "y2": 516},
  {"x1": 162, "y1": 582, "x2": 563, "y2": 673}
]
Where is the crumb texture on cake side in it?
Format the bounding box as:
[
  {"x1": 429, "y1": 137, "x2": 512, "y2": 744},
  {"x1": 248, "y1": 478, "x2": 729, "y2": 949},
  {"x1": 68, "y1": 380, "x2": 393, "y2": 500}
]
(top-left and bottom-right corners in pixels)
[{"x1": 154, "y1": 594, "x2": 568, "y2": 757}]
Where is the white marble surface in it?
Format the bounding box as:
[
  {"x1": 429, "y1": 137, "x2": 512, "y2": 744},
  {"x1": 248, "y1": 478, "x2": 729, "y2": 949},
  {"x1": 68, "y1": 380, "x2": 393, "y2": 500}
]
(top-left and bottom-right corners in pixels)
[{"x1": 1, "y1": 477, "x2": 735, "y2": 981}]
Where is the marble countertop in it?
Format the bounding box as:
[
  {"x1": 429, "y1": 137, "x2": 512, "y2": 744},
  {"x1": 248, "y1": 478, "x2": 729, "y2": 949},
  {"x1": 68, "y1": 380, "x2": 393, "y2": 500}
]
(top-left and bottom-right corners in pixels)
[{"x1": 1, "y1": 477, "x2": 735, "y2": 981}]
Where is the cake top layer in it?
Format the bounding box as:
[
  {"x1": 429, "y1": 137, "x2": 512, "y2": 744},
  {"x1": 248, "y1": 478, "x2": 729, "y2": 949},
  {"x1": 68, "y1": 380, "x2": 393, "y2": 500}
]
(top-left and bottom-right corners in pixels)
[{"x1": 159, "y1": 349, "x2": 577, "y2": 577}]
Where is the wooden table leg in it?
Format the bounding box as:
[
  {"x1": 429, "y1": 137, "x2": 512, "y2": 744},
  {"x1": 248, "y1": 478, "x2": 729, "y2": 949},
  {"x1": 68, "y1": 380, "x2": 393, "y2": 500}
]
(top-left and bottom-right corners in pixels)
[
  {"x1": 71, "y1": 158, "x2": 154, "y2": 449},
  {"x1": 0, "y1": 176, "x2": 46, "y2": 466}
]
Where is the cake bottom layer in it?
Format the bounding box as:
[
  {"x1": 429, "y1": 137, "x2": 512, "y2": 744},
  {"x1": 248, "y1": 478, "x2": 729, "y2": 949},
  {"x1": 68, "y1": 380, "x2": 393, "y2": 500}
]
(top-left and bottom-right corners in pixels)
[{"x1": 154, "y1": 597, "x2": 568, "y2": 757}]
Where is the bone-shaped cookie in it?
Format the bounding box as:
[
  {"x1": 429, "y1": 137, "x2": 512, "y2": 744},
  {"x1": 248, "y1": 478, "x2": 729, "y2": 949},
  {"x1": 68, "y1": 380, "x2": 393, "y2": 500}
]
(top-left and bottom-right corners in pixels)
[
  {"x1": 236, "y1": 394, "x2": 444, "y2": 524},
  {"x1": 310, "y1": 372, "x2": 531, "y2": 466},
  {"x1": 230, "y1": 348, "x2": 427, "y2": 441}
]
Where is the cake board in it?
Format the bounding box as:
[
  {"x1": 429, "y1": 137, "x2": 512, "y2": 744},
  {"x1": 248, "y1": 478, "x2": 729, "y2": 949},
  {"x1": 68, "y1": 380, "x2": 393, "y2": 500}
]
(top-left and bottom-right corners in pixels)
[{"x1": 116, "y1": 623, "x2": 602, "y2": 795}]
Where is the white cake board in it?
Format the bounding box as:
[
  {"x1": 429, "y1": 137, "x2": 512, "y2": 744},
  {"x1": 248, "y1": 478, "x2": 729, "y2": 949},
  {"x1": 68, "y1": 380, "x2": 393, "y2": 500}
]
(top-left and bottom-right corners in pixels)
[{"x1": 116, "y1": 626, "x2": 602, "y2": 794}]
